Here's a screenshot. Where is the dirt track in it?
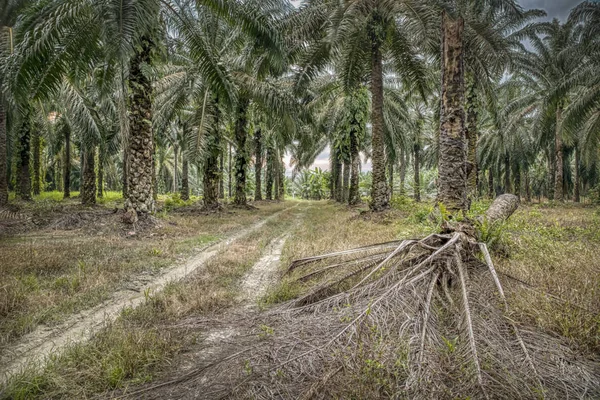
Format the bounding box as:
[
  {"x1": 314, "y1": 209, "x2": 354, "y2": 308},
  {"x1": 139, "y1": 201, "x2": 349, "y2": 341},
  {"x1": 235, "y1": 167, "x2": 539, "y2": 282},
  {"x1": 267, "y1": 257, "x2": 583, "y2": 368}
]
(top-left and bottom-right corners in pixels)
[{"x1": 0, "y1": 204, "x2": 299, "y2": 384}]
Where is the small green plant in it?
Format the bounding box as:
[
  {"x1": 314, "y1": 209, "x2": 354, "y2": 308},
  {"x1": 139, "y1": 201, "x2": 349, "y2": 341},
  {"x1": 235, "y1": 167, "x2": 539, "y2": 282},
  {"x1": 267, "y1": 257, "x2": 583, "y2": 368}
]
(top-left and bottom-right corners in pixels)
[
  {"x1": 258, "y1": 324, "x2": 274, "y2": 339},
  {"x1": 474, "y1": 218, "x2": 508, "y2": 253}
]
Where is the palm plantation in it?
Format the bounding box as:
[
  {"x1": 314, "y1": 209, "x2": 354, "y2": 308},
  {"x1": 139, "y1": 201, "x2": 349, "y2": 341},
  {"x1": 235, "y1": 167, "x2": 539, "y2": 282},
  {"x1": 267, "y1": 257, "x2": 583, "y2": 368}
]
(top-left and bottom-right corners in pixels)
[{"x1": 0, "y1": 1, "x2": 599, "y2": 399}]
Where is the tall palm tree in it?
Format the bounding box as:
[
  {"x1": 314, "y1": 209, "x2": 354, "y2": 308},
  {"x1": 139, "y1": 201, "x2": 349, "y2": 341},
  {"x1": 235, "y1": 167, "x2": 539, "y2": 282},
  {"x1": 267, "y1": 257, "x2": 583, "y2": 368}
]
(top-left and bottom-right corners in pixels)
[
  {"x1": 291, "y1": 0, "x2": 429, "y2": 211},
  {"x1": 0, "y1": 0, "x2": 33, "y2": 205}
]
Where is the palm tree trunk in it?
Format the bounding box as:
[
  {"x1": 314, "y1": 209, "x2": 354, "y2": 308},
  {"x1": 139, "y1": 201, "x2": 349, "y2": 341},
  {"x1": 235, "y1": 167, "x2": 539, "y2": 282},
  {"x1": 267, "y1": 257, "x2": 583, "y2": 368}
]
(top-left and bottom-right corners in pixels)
[
  {"x1": 172, "y1": 145, "x2": 178, "y2": 194},
  {"x1": 228, "y1": 143, "x2": 232, "y2": 198},
  {"x1": 122, "y1": 146, "x2": 128, "y2": 198},
  {"x1": 573, "y1": 145, "x2": 580, "y2": 202},
  {"x1": 181, "y1": 152, "x2": 189, "y2": 201},
  {"x1": 203, "y1": 146, "x2": 220, "y2": 209},
  {"x1": 514, "y1": 164, "x2": 521, "y2": 199},
  {"x1": 399, "y1": 147, "x2": 406, "y2": 196},
  {"x1": 438, "y1": 12, "x2": 467, "y2": 214},
  {"x1": 330, "y1": 149, "x2": 338, "y2": 199},
  {"x1": 0, "y1": 102, "x2": 8, "y2": 206},
  {"x1": 32, "y1": 129, "x2": 41, "y2": 196},
  {"x1": 274, "y1": 155, "x2": 281, "y2": 201},
  {"x1": 466, "y1": 74, "x2": 478, "y2": 200},
  {"x1": 97, "y1": 145, "x2": 104, "y2": 198},
  {"x1": 488, "y1": 169, "x2": 494, "y2": 199},
  {"x1": 125, "y1": 36, "x2": 154, "y2": 215},
  {"x1": 254, "y1": 129, "x2": 263, "y2": 201},
  {"x1": 554, "y1": 104, "x2": 564, "y2": 201},
  {"x1": 369, "y1": 32, "x2": 389, "y2": 211},
  {"x1": 17, "y1": 111, "x2": 32, "y2": 200},
  {"x1": 152, "y1": 142, "x2": 158, "y2": 200},
  {"x1": 81, "y1": 145, "x2": 96, "y2": 206},
  {"x1": 219, "y1": 152, "x2": 224, "y2": 199},
  {"x1": 388, "y1": 163, "x2": 394, "y2": 198},
  {"x1": 414, "y1": 143, "x2": 421, "y2": 202},
  {"x1": 234, "y1": 97, "x2": 249, "y2": 206},
  {"x1": 265, "y1": 146, "x2": 274, "y2": 201},
  {"x1": 278, "y1": 157, "x2": 285, "y2": 200},
  {"x1": 348, "y1": 132, "x2": 360, "y2": 205},
  {"x1": 63, "y1": 123, "x2": 71, "y2": 199},
  {"x1": 504, "y1": 154, "x2": 511, "y2": 194},
  {"x1": 342, "y1": 160, "x2": 350, "y2": 203},
  {"x1": 525, "y1": 168, "x2": 531, "y2": 202},
  {"x1": 203, "y1": 99, "x2": 221, "y2": 209},
  {"x1": 334, "y1": 152, "x2": 343, "y2": 202}
]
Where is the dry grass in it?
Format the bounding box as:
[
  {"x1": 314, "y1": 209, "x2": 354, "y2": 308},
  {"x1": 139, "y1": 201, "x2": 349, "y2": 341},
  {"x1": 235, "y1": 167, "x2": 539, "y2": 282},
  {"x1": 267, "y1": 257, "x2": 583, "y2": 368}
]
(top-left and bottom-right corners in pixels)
[
  {"x1": 0, "y1": 196, "x2": 289, "y2": 346},
  {"x1": 499, "y1": 204, "x2": 600, "y2": 353},
  {"x1": 0, "y1": 203, "x2": 299, "y2": 399},
  {"x1": 2, "y1": 198, "x2": 598, "y2": 399}
]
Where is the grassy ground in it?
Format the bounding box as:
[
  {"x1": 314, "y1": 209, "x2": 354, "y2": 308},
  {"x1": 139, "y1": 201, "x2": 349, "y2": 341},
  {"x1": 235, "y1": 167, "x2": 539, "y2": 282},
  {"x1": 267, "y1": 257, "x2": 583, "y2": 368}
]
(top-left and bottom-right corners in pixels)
[
  {"x1": 1, "y1": 197, "x2": 599, "y2": 399},
  {"x1": 1, "y1": 201, "x2": 300, "y2": 399},
  {"x1": 0, "y1": 192, "x2": 288, "y2": 346}
]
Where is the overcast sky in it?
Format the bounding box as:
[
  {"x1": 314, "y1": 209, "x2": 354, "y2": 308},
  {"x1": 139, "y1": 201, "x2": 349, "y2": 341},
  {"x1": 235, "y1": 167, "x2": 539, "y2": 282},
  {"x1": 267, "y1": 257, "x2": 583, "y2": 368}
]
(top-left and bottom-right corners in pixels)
[{"x1": 284, "y1": 0, "x2": 584, "y2": 175}]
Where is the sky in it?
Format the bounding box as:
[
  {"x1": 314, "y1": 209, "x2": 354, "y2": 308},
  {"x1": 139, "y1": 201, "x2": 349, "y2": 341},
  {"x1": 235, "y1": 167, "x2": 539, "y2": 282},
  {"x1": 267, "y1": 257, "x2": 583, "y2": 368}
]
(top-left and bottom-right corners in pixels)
[{"x1": 283, "y1": 0, "x2": 583, "y2": 175}]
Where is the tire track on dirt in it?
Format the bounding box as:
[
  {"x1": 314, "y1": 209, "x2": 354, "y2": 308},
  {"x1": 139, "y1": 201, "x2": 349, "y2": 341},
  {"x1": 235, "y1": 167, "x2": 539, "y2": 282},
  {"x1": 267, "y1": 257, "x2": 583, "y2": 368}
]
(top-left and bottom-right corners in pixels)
[
  {"x1": 0, "y1": 204, "x2": 299, "y2": 384},
  {"x1": 121, "y1": 205, "x2": 308, "y2": 399}
]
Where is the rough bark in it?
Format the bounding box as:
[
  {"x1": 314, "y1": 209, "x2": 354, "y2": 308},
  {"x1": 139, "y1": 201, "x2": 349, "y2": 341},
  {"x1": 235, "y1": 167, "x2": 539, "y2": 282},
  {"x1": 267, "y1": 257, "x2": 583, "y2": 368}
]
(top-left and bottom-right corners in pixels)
[
  {"x1": 234, "y1": 97, "x2": 249, "y2": 206},
  {"x1": 32, "y1": 129, "x2": 41, "y2": 195},
  {"x1": 81, "y1": 145, "x2": 96, "y2": 206},
  {"x1": 438, "y1": 12, "x2": 467, "y2": 214},
  {"x1": 63, "y1": 123, "x2": 71, "y2": 199},
  {"x1": 483, "y1": 194, "x2": 519, "y2": 225},
  {"x1": 181, "y1": 151, "x2": 189, "y2": 201},
  {"x1": 466, "y1": 74, "x2": 478, "y2": 200},
  {"x1": 573, "y1": 146, "x2": 580, "y2": 203},
  {"x1": 414, "y1": 142, "x2": 421, "y2": 202},
  {"x1": 342, "y1": 160, "x2": 350, "y2": 203},
  {"x1": 524, "y1": 169, "x2": 531, "y2": 203},
  {"x1": 278, "y1": 157, "x2": 285, "y2": 200},
  {"x1": 254, "y1": 129, "x2": 263, "y2": 201},
  {"x1": 554, "y1": 104, "x2": 564, "y2": 201},
  {"x1": 334, "y1": 152, "x2": 343, "y2": 202},
  {"x1": 228, "y1": 143, "x2": 232, "y2": 198},
  {"x1": 274, "y1": 155, "x2": 281, "y2": 201},
  {"x1": 152, "y1": 142, "x2": 158, "y2": 201},
  {"x1": 388, "y1": 163, "x2": 394, "y2": 198},
  {"x1": 125, "y1": 36, "x2": 154, "y2": 216},
  {"x1": 514, "y1": 165, "x2": 521, "y2": 199},
  {"x1": 172, "y1": 145, "x2": 178, "y2": 194},
  {"x1": 369, "y1": 20, "x2": 389, "y2": 211},
  {"x1": 487, "y1": 169, "x2": 493, "y2": 199},
  {"x1": 330, "y1": 149, "x2": 338, "y2": 199},
  {"x1": 122, "y1": 146, "x2": 128, "y2": 198},
  {"x1": 0, "y1": 102, "x2": 8, "y2": 205},
  {"x1": 265, "y1": 146, "x2": 274, "y2": 201},
  {"x1": 348, "y1": 131, "x2": 360, "y2": 205},
  {"x1": 399, "y1": 147, "x2": 406, "y2": 196},
  {"x1": 504, "y1": 154, "x2": 511, "y2": 194},
  {"x1": 203, "y1": 99, "x2": 221, "y2": 210},
  {"x1": 219, "y1": 152, "x2": 224, "y2": 199},
  {"x1": 17, "y1": 111, "x2": 32, "y2": 200},
  {"x1": 97, "y1": 145, "x2": 104, "y2": 198}
]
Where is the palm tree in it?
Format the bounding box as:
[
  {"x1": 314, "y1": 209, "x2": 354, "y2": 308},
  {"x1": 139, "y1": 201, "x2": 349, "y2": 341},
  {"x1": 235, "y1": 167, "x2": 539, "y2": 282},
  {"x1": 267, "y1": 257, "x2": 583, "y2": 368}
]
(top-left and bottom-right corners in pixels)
[
  {"x1": 291, "y1": 0, "x2": 429, "y2": 211},
  {"x1": 509, "y1": 19, "x2": 579, "y2": 202},
  {"x1": 0, "y1": 0, "x2": 34, "y2": 205}
]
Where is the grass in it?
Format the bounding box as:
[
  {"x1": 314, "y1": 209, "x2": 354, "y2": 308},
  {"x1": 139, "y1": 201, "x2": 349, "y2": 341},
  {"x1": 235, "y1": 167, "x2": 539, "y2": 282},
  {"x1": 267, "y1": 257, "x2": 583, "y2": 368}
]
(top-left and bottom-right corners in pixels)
[
  {"x1": 1, "y1": 197, "x2": 599, "y2": 398},
  {"x1": 0, "y1": 196, "x2": 290, "y2": 346},
  {"x1": 1, "y1": 204, "x2": 299, "y2": 399}
]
